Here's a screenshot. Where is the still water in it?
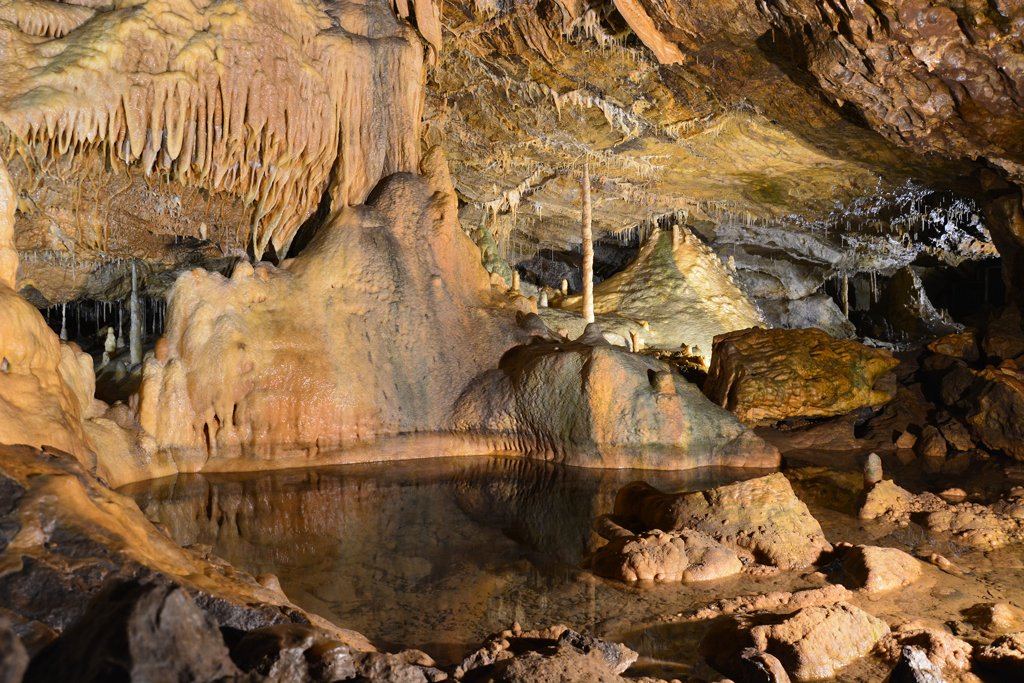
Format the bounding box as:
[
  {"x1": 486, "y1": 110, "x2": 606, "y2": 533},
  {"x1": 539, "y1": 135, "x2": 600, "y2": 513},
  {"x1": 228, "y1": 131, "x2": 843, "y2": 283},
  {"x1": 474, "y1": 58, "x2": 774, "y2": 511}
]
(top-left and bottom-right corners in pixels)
[{"x1": 123, "y1": 456, "x2": 771, "y2": 672}]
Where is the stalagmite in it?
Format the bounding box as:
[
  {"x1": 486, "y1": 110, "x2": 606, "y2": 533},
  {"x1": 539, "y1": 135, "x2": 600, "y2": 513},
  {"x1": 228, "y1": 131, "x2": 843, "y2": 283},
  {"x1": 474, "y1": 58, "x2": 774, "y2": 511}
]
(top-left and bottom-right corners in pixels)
[
  {"x1": 841, "y1": 272, "x2": 850, "y2": 318},
  {"x1": 129, "y1": 261, "x2": 142, "y2": 366},
  {"x1": 864, "y1": 452, "x2": 883, "y2": 488},
  {"x1": 630, "y1": 330, "x2": 644, "y2": 352},
  {"x1": 539, "y1": 291, "x2": 548, "y2": 307},
  {"x1": 511, "y1": 270, "x2": 520, "y2": 292},
  {"x1": 582, "y1": 160, "x2": 595, "y2": 324},
  {"x1": 0, "y1": 159, "x2": 16, "y2": 289},
  {"x1": 672, "y1": 223, "x2": 680, "y2": 250},
  {"x1": 560, "y1": 279, "x2": 569, "y2": 296}
]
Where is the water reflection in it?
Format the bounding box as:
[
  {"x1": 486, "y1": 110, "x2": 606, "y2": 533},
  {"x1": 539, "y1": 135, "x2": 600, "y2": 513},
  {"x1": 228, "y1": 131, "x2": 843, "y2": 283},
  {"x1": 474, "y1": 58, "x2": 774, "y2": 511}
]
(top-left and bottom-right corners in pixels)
[{"x1": 124, "y1": 456, "x2": 771, "y2": 665}]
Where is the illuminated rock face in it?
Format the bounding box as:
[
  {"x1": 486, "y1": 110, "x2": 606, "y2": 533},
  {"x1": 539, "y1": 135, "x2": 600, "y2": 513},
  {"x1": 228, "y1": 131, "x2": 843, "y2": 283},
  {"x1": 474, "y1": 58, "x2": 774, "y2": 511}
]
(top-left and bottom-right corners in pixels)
[
  {"x1": 0, "y1": 285, "x2": 96, "y2": 467},
  {"x1": 704, "y1": 327, "x2": 900, "y2": 426},
  {"x1": 137, "y1": 159, "x2": 528, "y2": 469},
  {"x1": 451, "y1": 340, "x2": 780, "y2": 469},
  {"x1": 553, "y1": 227, "x2": 764, "y2": 356}
]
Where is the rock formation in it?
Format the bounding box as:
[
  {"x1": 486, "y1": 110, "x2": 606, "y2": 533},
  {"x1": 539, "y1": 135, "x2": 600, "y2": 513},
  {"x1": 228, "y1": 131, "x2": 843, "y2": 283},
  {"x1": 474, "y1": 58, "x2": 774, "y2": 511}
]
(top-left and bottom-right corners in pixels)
[
  {"x1": 551, "y1": 226, "x2": 763, "y2": 354},
  {"x1": 450, "y1": 336, "x2": 780, "y2": 470},
  {"x1": 704, "y1": 327, "x2": 900, "y2": 425},
  {"x1": 612, "y1": 473, "x2": 831, "y2": 569}
]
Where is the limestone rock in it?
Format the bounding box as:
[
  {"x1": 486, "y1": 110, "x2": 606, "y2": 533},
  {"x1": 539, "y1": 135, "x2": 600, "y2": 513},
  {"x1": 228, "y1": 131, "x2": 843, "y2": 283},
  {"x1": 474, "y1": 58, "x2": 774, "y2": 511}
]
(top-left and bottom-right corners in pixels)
[
  {"x1": 24, "y1": 581, "x2": 241, "y2": 682},
  {"x1": 962, "y1": 603, "x2": 1024, "y2": 638},
  {"x1": 837, "y1": 545, "x2": 922, "y2": 594},
  {"x1": 939, "y1": 420, "x2": 974, "y2": 452},
  {"x1": 0, "y1": 285, "x2": 98, "y2": 471},
  {"x1": 928, "y1": 331, "x2": 980, "y2": 363},
  {"x1": 551, "y1": 227, "x2": 763, "y2": 356},
  {"x1": 982, "y1": 307, "x2": 1024, "y2": 362},
  {"x1": 586, "y1": 529, "x2": 742, "y2": 583},
  {"x1": 703, "y1": 327, "x2": 899, "y2": 426},
  {"x1": 0, "y1": 0, "x2": 433, "y2": 259},
  {"x1": 451, "y1": 339, "x2": 780, "y2": 470},
  {"x1": 0, "y1": 159, "x2": 16, "y2": 290},
  {"x1": 915, "y1": 426, "x2": 948, "y2": 459},
  {"x1": 613, "y1": 473, "x2": 830, "y2": 569},
  {"x1": 861, "y1": 479, "x2": 1024, "y2": 550},
  {"x1": 139, "y1": 171, "x2": 525, "y2": 478},
  {"x1": 967, "y1": 366, "x2": 1024, "y2": 460},
  {"x1": 977, "y1": 632, "x2": 1024, "y2": 679},
  {"x1": 878, "y1": 628, "x2": 973, "y2": 677},
  {"x1": 0, "y1": 618, "x2": 27, "y2": 683},
  {"x1": 887, "y1": 646, "x2": 946, "y2": 683},
  {"x1": 456, "y1": 625, "x2": 638, "y2": 682},
  {"x1": 701, "y1": 603, "x2": 890, "y2": 682}
]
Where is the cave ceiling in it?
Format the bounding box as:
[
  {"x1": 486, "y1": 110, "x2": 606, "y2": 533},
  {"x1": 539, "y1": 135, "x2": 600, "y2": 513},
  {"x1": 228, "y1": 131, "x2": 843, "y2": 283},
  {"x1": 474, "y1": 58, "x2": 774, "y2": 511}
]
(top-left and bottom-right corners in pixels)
[{"x1": 0, "y1": 0, "x2": 1020, "y2": 302}]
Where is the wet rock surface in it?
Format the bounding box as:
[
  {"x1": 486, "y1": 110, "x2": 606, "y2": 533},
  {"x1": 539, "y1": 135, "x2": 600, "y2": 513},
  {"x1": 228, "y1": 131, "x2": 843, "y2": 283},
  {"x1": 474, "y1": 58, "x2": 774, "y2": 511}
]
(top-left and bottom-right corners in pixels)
[
  {"x1": 701, "y1": 603, "x2": 891, "y2": 682},
  {"x1": 612, "y1": 473, "x2": 831, "y2": 570}
]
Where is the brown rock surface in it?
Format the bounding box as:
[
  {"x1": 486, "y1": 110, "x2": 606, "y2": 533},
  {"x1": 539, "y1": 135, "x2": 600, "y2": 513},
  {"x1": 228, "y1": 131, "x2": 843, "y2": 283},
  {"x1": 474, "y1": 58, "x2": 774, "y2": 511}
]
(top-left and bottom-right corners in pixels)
[
  {"x1": 701, "y1": 603, "x2": 890, "y2": 682},
  {"x1": 451, "y1": 337, "x2": 780, "y2": 470},
  {"x1": 613, "y1": 473, "x2": 830, "y2": 569},
  {"x1": 963, "y1": 603, "x2": 1024, "y2": 638},
  {"x1": 586, "y1": 529, "x2": 742, "y2": 583},
  {"x1": 837, "y1": 544, "x2": 923, "y2": 594},
  {"x1": 861, "y1": 479, "x2": 1024, "y2": 550},
  {"x1": 967, "y1": 366, "x2": 1024, "y2": 460},
  {"x1": 551, "y1": 227, "x2": 763, "y2": 355},
  {"x1": 703, "y1": 327, "x2": 899, "y2": 426},
  {"x1": 977, "y1": 632, "x2": 1024, "y2": 679},
  {"x1": 928, "y1": 331, "x2": 980, "y2": 363},
  {"x1": 915, "y1": 425, "x2": 948, "y2": 459},
  {"x1": 878, "y1": 627, "x2": 973, "y2": 675}
]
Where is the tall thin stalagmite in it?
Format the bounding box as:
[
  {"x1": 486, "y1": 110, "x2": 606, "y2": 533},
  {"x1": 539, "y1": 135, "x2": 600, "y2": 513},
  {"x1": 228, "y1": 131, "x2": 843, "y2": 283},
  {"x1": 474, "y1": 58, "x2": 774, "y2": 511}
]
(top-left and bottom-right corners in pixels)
[
  {"x1": 841, "y1": 272, "x2": 850, "y2": 318},
  {"x1": 130, "y1": 261, "x2": 143, "y2": 366},
  {"x1": 582, "y1": 159, "x2": 594, "y2": 324},
  {"x1": 0, "y1": 159, "x2": 17, "y2": 289}
]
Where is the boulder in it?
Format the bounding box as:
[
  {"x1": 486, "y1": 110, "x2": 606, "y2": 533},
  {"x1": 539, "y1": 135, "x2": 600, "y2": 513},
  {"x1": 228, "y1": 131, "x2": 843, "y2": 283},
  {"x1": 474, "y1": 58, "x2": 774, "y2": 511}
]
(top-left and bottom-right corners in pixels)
[
  {"x1": 977, "y1": 632, "x2": 1024, "y2": 679},
  {"x1": 613, "y1": 473, "x2": 830, "y2": 569},
  {"x1": 23, "y1": 581, "x2": 241, "y2": 683},
  {"x1": 703, "y1": 327, "x2": 899, "y2": 426},
  {"x1": 0, "y1": 618, "x2": 27, "y2": 683},
  {"x1": 967, "y1": 366, "x2": 1024, "y2": 460},
  {"x1": 915, "y1": 426, "x2": 948, "y2": 459},
  {"x1": 928, "y1": 330, "x2": 980, "y2": 363},
  {"x1": 451, "y1": 339, "x2": 780, "y2": 469},
  {"x1": 456, "y1": 625, "x2": 638, "y2": 683},
  {"x1": 962, "y1": 603, "x2": 1024, "y2": 637},
  {"x1": 877, "y1": 627, "x2": 973, "y2": 677},
  {"x1": 701, "y1": 603, "x2": 890, "y2": 682},
  {"x1": 981, "y1": 306, "x2": 1024, "y2": 361},
  {"x1": 837, "y1": 545, "x2": 922, "y2": 594},
  {"x1": 586, "y1": 529, "x2": 742, "y2": 583}
]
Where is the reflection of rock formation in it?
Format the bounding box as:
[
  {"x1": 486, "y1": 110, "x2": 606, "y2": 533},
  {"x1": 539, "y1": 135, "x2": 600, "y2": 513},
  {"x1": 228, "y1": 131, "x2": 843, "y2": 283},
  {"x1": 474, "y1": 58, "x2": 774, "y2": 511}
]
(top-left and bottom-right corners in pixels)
[{"x1": 127, "y1": 457, "x2": 756, "y2": 657}]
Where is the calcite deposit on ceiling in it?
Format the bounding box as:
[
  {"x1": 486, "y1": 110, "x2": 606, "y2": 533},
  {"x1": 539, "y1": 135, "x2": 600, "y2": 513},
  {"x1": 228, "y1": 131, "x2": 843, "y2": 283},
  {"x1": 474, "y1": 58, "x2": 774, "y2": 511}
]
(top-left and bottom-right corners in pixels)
[{"x1": 0, "y1": 0, "x2": 441, "y2": 303}]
